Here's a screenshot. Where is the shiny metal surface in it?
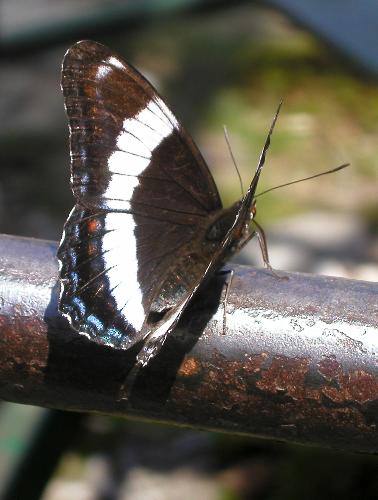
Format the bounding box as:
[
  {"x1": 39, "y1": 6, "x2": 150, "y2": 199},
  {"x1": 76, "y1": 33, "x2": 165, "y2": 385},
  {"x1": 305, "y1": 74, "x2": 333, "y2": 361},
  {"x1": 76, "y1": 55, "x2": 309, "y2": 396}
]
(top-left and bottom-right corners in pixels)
[{"x1": 0, "y1": 233, "x2": 377, "y2": 452}]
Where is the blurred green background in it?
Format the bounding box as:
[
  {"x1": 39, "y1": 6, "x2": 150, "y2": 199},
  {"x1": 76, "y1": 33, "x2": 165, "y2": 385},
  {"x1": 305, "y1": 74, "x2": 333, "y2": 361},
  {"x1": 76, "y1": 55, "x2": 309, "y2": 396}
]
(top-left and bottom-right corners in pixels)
[{"x1": 1, "y1": 1, "x2": 377, "y2": 499}]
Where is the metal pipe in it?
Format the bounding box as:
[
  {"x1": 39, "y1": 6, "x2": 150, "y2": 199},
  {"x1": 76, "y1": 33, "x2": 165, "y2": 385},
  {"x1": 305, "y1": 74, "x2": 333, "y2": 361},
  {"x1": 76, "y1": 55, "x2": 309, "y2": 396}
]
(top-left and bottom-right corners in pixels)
[{"x1": 0, "y1": 233, "x2": 377, "y2": 452}]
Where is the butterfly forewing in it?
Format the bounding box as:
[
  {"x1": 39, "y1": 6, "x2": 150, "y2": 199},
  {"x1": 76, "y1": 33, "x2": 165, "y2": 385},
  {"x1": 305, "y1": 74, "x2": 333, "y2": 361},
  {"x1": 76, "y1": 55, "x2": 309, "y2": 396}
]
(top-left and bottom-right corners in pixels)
[
  {"x1": 59, "y1": 40, "x2": 226, "y2": 351},
  {"x1": 62, "y1": 41, "x2": 221, "y2": 214}
]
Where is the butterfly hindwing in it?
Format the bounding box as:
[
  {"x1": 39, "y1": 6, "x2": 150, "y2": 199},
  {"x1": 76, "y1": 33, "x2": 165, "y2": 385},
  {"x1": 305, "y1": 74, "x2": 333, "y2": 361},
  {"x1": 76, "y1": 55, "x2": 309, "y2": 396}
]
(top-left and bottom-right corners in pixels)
[{"x1": 59, "y1": 207, "x2": 139, "y2": 347}]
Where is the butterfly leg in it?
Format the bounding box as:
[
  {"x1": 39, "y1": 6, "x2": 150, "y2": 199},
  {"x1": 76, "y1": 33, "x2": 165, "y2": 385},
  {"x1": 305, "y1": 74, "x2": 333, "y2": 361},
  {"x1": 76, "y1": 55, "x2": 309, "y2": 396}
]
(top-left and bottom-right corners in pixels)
[
  {"x1": 216, "y1": 268, "x2": 235, "y2": 335},
  {"x1": 235, "y1": 229, "x2": 256, "y2": 253},
  {"x1": 252, "y1": 220, "x2": 287, "y2": 280},
  {"x1": 222, "y1": 268, "x2": 234, "y2": 335}
]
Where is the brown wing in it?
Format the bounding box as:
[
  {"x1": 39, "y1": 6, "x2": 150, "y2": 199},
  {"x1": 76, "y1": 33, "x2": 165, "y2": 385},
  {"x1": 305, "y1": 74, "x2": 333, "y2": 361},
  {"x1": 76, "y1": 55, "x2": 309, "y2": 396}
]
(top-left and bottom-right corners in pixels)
[{"x1": 58, "y1": 40, "x2": 223, "y2": 351}]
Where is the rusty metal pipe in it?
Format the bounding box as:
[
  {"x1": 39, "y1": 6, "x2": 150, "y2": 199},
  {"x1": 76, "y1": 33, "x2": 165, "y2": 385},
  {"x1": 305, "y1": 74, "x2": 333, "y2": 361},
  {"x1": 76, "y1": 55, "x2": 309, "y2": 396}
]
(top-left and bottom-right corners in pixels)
[{"x1": 0, "y1": 233, "x2": 377, "y2": 452}]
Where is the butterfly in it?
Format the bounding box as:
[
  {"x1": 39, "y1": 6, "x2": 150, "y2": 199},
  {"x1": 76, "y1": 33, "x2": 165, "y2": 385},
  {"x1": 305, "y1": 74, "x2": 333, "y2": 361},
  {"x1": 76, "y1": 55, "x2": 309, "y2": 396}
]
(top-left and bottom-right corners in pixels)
[{"x1": 58, "y1": 40, "x2": 279, "y2": 367}]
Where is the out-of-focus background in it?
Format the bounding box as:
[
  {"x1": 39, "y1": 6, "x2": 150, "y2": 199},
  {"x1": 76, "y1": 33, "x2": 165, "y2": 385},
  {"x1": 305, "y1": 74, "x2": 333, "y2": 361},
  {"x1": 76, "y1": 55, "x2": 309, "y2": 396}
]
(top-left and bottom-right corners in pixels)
[{"x1": 1, "y1": 1, "x2": 377, "y2": 499}]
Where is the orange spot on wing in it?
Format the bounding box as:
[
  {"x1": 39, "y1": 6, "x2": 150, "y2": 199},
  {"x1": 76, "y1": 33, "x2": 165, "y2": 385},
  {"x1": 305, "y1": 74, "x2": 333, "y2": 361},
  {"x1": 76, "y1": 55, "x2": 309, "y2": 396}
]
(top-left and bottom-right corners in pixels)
[{"x1": 87, "y1": 219, "x2": 99, "y2": 233}]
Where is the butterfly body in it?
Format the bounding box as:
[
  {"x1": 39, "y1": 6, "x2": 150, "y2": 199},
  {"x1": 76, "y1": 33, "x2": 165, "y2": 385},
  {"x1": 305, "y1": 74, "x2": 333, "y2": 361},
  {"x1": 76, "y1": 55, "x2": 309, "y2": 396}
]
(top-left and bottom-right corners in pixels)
[{"x1": 58, "y1": 40, "x2": 265, "y2": 366}]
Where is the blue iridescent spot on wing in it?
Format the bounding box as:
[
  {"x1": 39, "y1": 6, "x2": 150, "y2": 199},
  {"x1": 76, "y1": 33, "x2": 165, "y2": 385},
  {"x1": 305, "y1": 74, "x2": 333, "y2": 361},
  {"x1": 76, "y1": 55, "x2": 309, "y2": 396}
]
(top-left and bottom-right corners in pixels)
[
  {"x1": 69, "y1": 271, "x2": 80, "y2": 287},
  {"x1": 102, "y1": 327, "x2": 130, "y2": 347},
  {"x1": 87, "y1": 314, "x2": 104, "y2": 333},
  {"x1": 70, "y1": 296, "x2": 86, "y2": 321}
]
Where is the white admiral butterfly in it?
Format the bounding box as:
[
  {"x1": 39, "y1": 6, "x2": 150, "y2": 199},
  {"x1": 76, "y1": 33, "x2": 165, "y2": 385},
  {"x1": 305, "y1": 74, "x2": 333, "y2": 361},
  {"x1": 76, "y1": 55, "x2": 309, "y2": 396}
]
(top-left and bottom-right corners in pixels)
[{"x1": 58, "y1": 40, "x2": 283, "y2": 367}]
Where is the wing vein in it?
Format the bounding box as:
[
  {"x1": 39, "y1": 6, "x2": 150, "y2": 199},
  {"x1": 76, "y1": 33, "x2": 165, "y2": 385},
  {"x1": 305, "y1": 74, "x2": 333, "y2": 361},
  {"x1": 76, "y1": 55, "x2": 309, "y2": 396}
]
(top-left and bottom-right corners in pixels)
[{"x1": 75, "y1": 265, "x2": 115, "y2": 294}]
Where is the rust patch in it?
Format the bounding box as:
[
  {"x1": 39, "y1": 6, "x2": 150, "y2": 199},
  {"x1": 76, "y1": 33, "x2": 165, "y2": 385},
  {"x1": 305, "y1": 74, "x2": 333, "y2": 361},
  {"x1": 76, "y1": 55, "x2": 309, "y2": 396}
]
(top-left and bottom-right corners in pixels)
[
  {"x1": 178, "y1": 357, "x2": 202, "y2": 377},
  {"x1": 256, "y1": 356, "x2": 310, "y2": 400},
  {"x1": 348, "y1": 370, "x2": 378, "y2": 403},
  {"x1": 244, "y1": 352, "x2": 269, "y2": 373},
  {"x1": 165, "y1": 347, "x2": 378, "y2": 448},
  {"x1": 174, "y1": 355, "x2": 251, "y2": 412},
  {"x1": 318, "y1": 356, "x2": 378, "y2": 404},
  {"x1": 0, "y1": 313, "x2": 49, "y2": 379},
  {"x1": 318, "y1": 356, "x2": 342, "y2": 381}
]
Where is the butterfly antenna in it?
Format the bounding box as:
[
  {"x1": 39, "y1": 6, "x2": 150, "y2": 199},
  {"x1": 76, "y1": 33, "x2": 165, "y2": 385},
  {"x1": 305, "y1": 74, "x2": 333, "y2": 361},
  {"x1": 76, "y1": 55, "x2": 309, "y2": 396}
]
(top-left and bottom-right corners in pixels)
[
  {"x1": 247, "y1": 100, "x2": 282, "y2": 199},
  {"x1": 256, "y1": 100, "x2": 282, "y2": 178},
  {"x1": 223, "y1": 125, "x2": 244, "y2": 197},
  {"x1": 255, "y1": 163, "x2": 349, "y2": 198}
]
